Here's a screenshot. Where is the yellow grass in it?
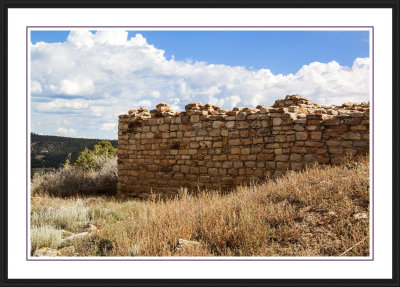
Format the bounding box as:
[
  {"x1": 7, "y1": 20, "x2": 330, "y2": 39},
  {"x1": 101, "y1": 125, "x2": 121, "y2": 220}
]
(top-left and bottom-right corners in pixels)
[{"x1": 30, "y1": 156, "x2": 370, "y2": 257}]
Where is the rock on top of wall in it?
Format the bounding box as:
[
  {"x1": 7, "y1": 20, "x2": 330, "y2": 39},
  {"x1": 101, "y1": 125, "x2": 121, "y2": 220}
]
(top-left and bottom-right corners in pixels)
[{"x1": 120, "y1": 94, "x2": 370, "y2": 121}]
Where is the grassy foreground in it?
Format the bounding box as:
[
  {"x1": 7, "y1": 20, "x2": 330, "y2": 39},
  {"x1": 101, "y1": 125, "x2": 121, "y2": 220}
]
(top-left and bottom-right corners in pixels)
[{"x1": 30, "y1": 156, "x2": 369, "y2": 257}]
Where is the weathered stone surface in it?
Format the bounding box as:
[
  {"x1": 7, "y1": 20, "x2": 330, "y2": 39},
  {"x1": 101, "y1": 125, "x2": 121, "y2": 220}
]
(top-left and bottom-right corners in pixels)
[
  {"x1": 119, "y1": 95, "x2": 369, "y2": 196},
  {"x1": 33, "y1": 247, "x2": 61, "y2": 257},
  {"x1": 59, "y1": 246, "x2": 76, "y2": 256},
  {"x1": 273, "y1": 118, "x2": 282, "y2": 126},
  {"x1": 296, "y1": 132, "x2": 308, "y2": 140},
  {"x1": 176, "y1": 238, "x2": 200, "y2": 251}
]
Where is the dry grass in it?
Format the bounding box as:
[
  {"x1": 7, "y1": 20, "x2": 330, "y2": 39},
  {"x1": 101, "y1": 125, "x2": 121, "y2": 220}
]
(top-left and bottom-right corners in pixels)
[
  {"x1": 30, "y1": 156, "x2": 370, "y2": 257},
  {"x1": 31, "y1": 199, "x2": 91, "y2": 232},
  {"x1": 31, "y1": 155, "x2": 117, "y2": 197},
  {"x1": 30, "y1": 225, "x2": 63, "y2": 253}
]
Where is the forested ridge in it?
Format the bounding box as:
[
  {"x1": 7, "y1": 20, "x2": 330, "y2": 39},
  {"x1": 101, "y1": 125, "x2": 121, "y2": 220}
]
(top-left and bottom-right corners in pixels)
[{"x1": 31, "y1": 133, "x2": 117, "y2": 169}]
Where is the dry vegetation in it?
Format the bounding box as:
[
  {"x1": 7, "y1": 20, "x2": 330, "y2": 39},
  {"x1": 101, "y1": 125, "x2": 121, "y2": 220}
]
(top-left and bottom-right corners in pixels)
[
  {"x1": 30, "y1": 155, "x2": 370, "y2": 257},
  {"x1": 31, "y1": 154, "x2": 118, "y2": 197}
]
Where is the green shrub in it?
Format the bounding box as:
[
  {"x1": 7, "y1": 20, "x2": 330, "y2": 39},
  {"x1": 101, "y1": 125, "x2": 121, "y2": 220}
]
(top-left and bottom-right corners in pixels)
[
  {"x1": 74, "y1": 140, "x2": 117, "y2": 171},
  {"x1": 32, "y1": 140, "x2": 118, "y2": 196}
]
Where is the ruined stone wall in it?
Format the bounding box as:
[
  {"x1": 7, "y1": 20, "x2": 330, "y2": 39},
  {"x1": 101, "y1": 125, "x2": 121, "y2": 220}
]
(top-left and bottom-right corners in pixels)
[{"x1": 117, "y1": 95, "x2": 369, "y2": 198}]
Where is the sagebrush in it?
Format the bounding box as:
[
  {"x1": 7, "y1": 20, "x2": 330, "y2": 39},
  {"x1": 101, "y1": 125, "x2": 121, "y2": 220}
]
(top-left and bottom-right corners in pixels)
[{"x1": 31, "y1": 143, "x2": 117, "y2": 197}]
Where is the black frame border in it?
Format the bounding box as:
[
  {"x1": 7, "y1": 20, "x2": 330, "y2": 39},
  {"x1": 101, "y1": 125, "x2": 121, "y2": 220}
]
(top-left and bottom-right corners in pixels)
[{"x1": 1, "y1": 1, "x2": 399, "y2": 286}]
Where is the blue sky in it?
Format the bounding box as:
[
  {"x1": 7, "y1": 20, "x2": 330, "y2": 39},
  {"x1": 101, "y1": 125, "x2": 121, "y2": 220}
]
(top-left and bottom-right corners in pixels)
[
  {"x1": 31, "y1": 30, "x2": 369, "y2": 75},
  {"x1": 30, "y1": 30, "x2": 370, "y2": 139}
]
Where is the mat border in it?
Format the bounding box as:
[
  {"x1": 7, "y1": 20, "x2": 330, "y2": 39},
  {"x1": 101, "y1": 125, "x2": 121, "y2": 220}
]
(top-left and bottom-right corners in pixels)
[{"x1": 1, "y1": 1, "x2": 399, "y2": 286}]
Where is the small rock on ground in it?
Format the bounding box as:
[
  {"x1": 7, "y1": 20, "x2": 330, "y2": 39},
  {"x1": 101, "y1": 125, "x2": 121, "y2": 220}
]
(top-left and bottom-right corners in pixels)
[
  {"x1": 33, "y1": 247, "x2": 61, "y2": 257},
  {"x1": 59, "y1": 246, "x2": 75, "y2": 256},
  {"x1": 176, "y1": 238, "x2": 200, "y2": 251}
]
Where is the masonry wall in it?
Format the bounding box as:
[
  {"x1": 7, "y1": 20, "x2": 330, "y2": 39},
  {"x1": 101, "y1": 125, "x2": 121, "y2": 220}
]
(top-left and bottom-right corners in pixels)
[{"x1": 117, "y1": 95, "x2": 369, "y2": 198}]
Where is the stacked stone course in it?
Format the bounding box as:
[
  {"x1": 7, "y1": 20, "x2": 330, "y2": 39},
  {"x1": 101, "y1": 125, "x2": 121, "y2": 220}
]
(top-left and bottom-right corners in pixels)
[{"x1": 118, "y1": 94, "x2": 369, "y2": 198}]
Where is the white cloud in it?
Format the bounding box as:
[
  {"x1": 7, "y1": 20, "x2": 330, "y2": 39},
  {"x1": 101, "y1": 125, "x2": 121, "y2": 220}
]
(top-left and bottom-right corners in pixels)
[
  {"x1": 33, "y1": 98, "x2": 90, "y2": 112},
  {"x1": 31, "y1": 81, "x2": 42, "y2": 94},
  {"x1": 31, "y1": 30, "x2": 370, "y2": 139},
  {"x1": 58, "y1": 78, "x2": 95, "y2": 95},
  {"x1": 100, "y1": 122, "x2": 117, "y2": 131},
  {"x1": 56, "y1": 127, "x2": 77, "y2": 136}
]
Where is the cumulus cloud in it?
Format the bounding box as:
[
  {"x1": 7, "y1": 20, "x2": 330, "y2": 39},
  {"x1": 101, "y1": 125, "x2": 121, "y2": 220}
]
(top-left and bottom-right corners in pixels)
[
  {"x1": 31, "y1": 81, "x2": 42, "y2": 94},
  {"x1": 100, "y1": 122, "x2": 117, "y2": 131},
  {"x1": 33, "y1": 98, "x2": 91, "y2": 112},
  {"x1": 56, "y1": 127, "x2": 77, "y2": 136},
  {"x1": 31, "y1": 30, "x2": 370, "y2": 139}
]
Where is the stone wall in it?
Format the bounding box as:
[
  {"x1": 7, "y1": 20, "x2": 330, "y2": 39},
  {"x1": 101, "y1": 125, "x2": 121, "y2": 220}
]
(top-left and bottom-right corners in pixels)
[{"x1": 117, "y1": 95, "x2": 369, "y2": 198}]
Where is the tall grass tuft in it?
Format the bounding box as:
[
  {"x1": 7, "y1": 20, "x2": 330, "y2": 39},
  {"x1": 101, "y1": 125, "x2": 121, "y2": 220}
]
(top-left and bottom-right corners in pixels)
[
  {"x1": 31, "y1": 199, "x2": 91, "y2": 232},
  {"x1": 30, "y1": 225, "x2": 63, "y2": 253}
]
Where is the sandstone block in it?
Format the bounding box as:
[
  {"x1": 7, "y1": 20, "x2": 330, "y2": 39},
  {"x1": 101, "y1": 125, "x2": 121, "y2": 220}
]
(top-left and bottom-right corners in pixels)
[
  {"x1": 147, "y1": 165, "x2": 159, "y2": 172},
  {"x1": 199, "y1": 141, "x2": 212, "y2": 148},
  {"x1": 353, "y1": 141, "x2": 368, "y2": 147},
  {"x1": 273, "y1": 118, "x2": 282, "y2": 126},
  {"x1": 240, "y1": 130, "x2": 249, "y2": 138},
  {"x1": 199, "y1": 175, "x2": 210, "y2": 182},
  {"x1": 277, "y1": 162, "x2": 289, "y2": 170},
  {"x1": 218, "y1": 129, "x2": 228, "y2": 137},
  {"x1": 237, "y1": 121, "x2": 250, "y2": 129},
  {"x1": 344, "y1": 132, "x2": 361, "y2": 140},
  {"x1": 256, "y1": 161, "x2": 265, "y2": 168},
  {"x1": 290, "y1": 154, "x2": 302, "y2": 162},
  {"x1": 213, "y1": 141, "x2": 223, "y2": 148},
  {"x1": 222, "y1": 161, "x2": 232, "y2": 169},
  {"x1": 350, "y1": 125, "x2": 367, "y2": 131},
  {"x1": 225, "y1": 121, "x2": 235, "y2": 130},
  {"x1": 305, "y1": 141, "x2": 324, "y2": 147},
  {"x1": 317, "y1": 155, "x2": 330, "y2": 164},
  {"x1": 228, "y1": 169, "x2": 239, "y2": 176},
  {"x1": 209, "y1": 129, "x2": 221, "y2": 137},
  {"x1": 245, "y1": 161, "x2": 256, "y2": 168},
  {"x1": 231, "y1": 147, "x2": 241, "y2": 154},
  {"x1": 287, "y1": 135, "x2": 296, "y2": 142},
  {"x1": 241, "y1": 148, "x2": 251, "y2": 155},
  {"x1": 261, "y1": 120, "x2": 271, "y2": 127},
  {"x1": 236, "y1": 114, "x2": 247, "y2": 121},
  {"x1": 229, "y1": 139, "x2": 241, "y2": 146},
  {"x1": 296, "y1": 132, "x2": 308, "y2": 140},
  {"x1": 304, "y1": 154, "x2": 317, "y2": 162},
  {"x1": 276, "y1": 155, "x2": 289, "y2": 162},
  {"x1": 294, "y1": 124, "x2": 305, "y2": 131},
  {"x1": 326, "y1": 140, "x2": 340, "y2": 147},
  {"x1": 291, "y1": 162, "x2": 303, "y2": 170},
  {"x1": 291, "y1": 146, "x2": 307, "y2": 154},
  {"x1": 275, "y1": 135, "x2": 287, "y2": 142},
  {"x1": 213, "y1": 121, "x2": 225, "y2": 128},
  {"x1": 324, "y1": 118, "x2": 340, "y2": 126},
  {"x1": 190, "y1": 115, "x2": 200, "y2": 123},
  {"x1": 257, "y1": 128, "x2": 271, "y2": 136},
  {"x1": 310, "y1": 132, "x2": 322, "y2": 140},
  {"x1": 222, "y1": 177, "x2": 234, "y2": 184},
  {"x1": 233, "y1": 161, "x2": 243, "y2": 168},
  {"x1": 334, "y1": 125, "x2": 348, "y2": 132},
  {"x1": 306, "y1": 125, "x2": 317, "y2": 131},
  {"x1": 329, "y1": 148, "x2": 344, "y2": 155}
]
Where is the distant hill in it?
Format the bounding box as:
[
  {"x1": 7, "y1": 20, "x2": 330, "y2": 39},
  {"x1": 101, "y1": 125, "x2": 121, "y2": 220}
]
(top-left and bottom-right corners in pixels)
[{"x1": 31, "y1": 133, "x2": 118, "y2": 170}]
